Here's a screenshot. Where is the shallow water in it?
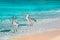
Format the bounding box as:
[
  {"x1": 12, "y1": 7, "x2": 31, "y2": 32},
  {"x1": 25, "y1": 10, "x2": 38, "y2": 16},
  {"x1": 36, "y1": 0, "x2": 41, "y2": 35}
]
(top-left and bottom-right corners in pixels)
[
  {"x1": 0, "y1": 10, "x2": 60, "y2": 40},
  {"x1": 0, "y1": 0, "x2": 60, "y2": 40}
]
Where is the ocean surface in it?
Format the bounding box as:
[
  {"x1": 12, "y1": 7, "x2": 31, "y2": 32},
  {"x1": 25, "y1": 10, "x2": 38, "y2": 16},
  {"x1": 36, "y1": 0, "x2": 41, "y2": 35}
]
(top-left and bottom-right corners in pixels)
[
  {"x1": 0, "y1": 0, "x2": 60, "y2": 40},
  {"x1": 0, "y1": 10, "x2": 60, "y2": 39}
]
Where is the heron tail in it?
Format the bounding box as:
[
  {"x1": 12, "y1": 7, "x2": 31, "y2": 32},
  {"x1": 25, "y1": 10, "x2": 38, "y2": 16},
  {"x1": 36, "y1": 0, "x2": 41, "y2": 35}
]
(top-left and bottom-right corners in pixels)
[{"x1": 34, "y1": 19, "x2": 37, "y2": 22}]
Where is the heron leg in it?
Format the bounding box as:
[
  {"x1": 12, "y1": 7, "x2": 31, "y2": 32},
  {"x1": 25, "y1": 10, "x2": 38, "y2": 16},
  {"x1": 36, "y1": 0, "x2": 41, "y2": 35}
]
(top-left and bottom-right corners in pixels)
[
  {"x1": 13, "y1": 25, "x2": 18, "y2": 33},
  {"x1": 29, "y1": 22, "x2": 33, "y2": 26}
]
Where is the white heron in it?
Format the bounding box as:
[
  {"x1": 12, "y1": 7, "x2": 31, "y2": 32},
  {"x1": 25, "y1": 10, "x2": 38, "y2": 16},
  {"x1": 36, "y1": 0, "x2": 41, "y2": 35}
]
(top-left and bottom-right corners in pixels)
[
  {"x1": 12, "y1": 16, "x2": 19, "y2": 33},
  {"x1": 24, "y1": 14, "x2": 37, "y2": 26}
]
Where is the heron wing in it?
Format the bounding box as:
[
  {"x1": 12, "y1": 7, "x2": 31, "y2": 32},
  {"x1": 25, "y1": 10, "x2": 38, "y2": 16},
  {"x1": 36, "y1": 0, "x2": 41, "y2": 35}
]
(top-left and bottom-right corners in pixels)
[{"x1": 28, "y1": 17, "x2": 37, "y2": 22}]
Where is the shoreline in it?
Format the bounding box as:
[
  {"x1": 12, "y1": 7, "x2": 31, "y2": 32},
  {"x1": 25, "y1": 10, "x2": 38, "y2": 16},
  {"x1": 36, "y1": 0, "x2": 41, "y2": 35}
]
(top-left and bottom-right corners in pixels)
[{"x1": 9, "y1": 29, "x2": 60, "y2": 40}]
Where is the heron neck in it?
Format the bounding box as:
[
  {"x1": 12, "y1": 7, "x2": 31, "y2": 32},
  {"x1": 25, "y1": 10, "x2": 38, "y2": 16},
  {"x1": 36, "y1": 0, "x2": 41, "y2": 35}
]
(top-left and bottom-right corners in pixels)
[{"x1": 26, "y1": 15, "x2": 29, "y2": 18}]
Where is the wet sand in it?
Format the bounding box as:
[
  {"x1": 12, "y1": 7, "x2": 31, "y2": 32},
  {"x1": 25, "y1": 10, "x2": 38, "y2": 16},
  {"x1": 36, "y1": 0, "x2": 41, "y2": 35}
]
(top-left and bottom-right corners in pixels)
[{"x1": 9, "y1": 29, "x2": 60, "y2": 40}]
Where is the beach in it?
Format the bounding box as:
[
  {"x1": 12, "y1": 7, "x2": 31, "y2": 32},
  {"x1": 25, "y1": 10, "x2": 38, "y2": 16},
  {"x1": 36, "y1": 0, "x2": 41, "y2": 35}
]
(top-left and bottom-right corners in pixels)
[
  {"x1": 9, "y1": 18, "x2": 60, "y2": 40},
  {"x1": 0, "y1": 0, "x2": 60, "y2": 40},
  {"x1": 0, "y1": 18, "x2": 60, "y2": 40},
  {"x1": 9, "y1": 29, "x2": 60, "y2": 40}
]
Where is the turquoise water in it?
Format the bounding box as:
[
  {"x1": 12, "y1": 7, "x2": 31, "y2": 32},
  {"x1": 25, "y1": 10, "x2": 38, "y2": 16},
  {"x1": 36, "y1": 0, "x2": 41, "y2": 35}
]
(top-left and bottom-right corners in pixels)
[
  {"x1": 0, "y1": 10, "x2": 60, "y2": 21},
  {"x1": 0, "y1": 0, "x2": 60, "y2": 16},
  {"x1": 0, "y1": 0, "x2": 60, "y2": 30},
  {"x1": 0, "y1": 0, "x2": 60, "y2": 21},
  {"x1": 0, "y1": 0, "x2": 60, "y2": 40},
  {"x1": 0, "y1": 1, "x2": 60, "y2": 20}
]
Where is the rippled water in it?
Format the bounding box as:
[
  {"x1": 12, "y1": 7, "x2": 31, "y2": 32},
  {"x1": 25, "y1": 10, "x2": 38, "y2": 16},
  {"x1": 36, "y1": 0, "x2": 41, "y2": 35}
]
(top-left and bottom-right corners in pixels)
[{"x1": 0, "y1": 10, "x2": 60, "y2": 40}]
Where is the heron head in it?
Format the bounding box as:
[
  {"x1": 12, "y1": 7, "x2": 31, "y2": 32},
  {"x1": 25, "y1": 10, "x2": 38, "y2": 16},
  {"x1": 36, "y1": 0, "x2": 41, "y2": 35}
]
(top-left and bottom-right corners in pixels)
[{"x1": 24, "y1": 13, "x2": 29, "y2": 17}]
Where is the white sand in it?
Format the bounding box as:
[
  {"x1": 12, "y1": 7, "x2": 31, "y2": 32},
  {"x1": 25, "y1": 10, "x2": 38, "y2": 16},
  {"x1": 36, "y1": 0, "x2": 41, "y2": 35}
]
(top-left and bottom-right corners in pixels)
[{"x1": 9, "y1": 30, "x2": 60, "y2": 40}]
